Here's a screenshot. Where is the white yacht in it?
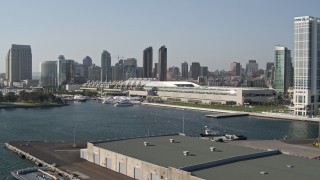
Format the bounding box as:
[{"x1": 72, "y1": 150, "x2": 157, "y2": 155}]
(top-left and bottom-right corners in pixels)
[
  {"x1": 74, "y1": 95, "x2": 87, "y2": 102},
  {"x1": 114, "y1": 100, "x2": 133, "y2": 107}
]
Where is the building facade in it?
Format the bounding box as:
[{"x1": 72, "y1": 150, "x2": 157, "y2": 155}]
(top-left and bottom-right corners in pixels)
[
  {"x1": 5, "y1": 44, "x2": 32, "y2": 86},
  {"x1": 230, "y1": 62, "x2": 241, "y2": 76},
  {"x1": 245, "y1": 60, "x2": 258, "y2": 79},
  {"x1": 101, "y1": 50, "x2": 112, "y2": 82},
  {"x1": 88, "y1": 65, "x2": 101, "y2": 81},
  {"x1": 40, "y1": 61, "x2": 57, "y2": 88},
  {"x1": 124, "y1": 58, "x2": 137, "y2": 80},
  {"x1": 181, "y1": 62, "x2": 188, "y2": 80},
  {"x1": 293, "y1": 16, "x2": 320, "y2": 116},
  {"x1": 58, "y1": 57, "x2": 75, "y2": 86},
  {"x1": 191, "y1": 62, "x2": 201, "y2": 80},
  {"x1": 83, "y1": 56, "x2": 93, "y2": 80},
  {"x1": 273, "y1": 45, "x2": 293, "y2": 94},
  {"x1": 143, "y1": 47, "x2": 153, "y2": 78},
  {"x1": 158, "y1": 46, "x2": 167, "y2": 81}
]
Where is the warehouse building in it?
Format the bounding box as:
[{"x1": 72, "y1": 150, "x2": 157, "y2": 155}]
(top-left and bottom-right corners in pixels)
[{"x1": 81, "y1": 134, "x2": 320, "y2": 180}]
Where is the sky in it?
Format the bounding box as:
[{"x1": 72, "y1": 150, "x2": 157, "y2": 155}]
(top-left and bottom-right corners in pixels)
[{"x1": 0, "y1": 0, "x2": 320, "y2": 73}]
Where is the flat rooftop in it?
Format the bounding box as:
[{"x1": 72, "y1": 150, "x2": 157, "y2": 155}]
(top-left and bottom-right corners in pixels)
[
  {"x1": 94, "y1": 135, "x2": 320, "y2": 180},
  {"x1": 94, "y1": 135, "x2": 261, "y2": 168},
  {"x1": 192, "y1": 154, "x2": 320, "y2": 180}
]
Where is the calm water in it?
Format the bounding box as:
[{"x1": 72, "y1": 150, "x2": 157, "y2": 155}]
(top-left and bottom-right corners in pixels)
[{"x1": 0, "y1": 101, "x2": 318, "y2": 179}]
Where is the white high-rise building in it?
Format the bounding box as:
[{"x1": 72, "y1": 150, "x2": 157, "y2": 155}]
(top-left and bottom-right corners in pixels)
[{"x1": 293, "y1": 16, "x2": 320, "y2": 116}]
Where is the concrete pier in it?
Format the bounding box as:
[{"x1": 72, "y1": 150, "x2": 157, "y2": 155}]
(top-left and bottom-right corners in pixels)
[
  {"x1": 5, "y1": 141, "x2": 132, "y2": 180},
  {"x1": 206, "y1": 113, "x2": 249, "y2": 118}
]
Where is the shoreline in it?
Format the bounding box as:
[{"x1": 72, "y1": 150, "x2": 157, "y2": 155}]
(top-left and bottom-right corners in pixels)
[
  {"x1": 0, "y1": 103, "x2": 68, "y2": 109},
  {"x1": 143, "y1": 103, "x2": 320, "y2": 123}
]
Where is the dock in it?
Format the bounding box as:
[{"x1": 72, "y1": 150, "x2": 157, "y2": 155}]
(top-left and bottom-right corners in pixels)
[
  {"x1": 5, "y1": 141, "x2": 133, "y2": 180},
  {"x1": 206, "y1": 113, "x2": 249, "y2": 118}
]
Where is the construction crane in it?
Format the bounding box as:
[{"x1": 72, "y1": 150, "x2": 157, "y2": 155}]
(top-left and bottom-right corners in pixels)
[{"x1": 112, "y1": 56, "x2": 125, "y2": 62}]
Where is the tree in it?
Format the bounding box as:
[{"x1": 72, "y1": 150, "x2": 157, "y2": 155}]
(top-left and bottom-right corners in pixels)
[
  {"x1": 0, "y1": 92, "x2": 3, "y2": 102},
  {"x1": 19, "y1": 90, "x2": 29, "y2": 102},
  {"x1": 4, "y1": 92, "x2": 17, "y2": 103}
]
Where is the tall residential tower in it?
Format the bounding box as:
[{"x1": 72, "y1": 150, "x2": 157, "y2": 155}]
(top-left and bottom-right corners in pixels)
[
  {"x1": 5, "y1": 44, "x2": 32, "y2": 86},
  {"x1": 101, "y1": 50, "x2": 111, "y2": 82},
  {"x1": 293, "y1": 16, "x2": 320, "y2": 116},
  {"x1": 158, "y1": 46, "x2": 167, "y2": 81},
  {"x1": 273, "y1": 45, "x2": 293, "y2": 94},
  {"x1": 143, "y1": 47, "x2": 153, "y2": 78}
]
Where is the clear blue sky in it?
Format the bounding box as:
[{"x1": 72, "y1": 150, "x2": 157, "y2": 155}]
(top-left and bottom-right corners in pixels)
[{"x1": 0, "y1": 0, "x2": 319, "y2": 73}]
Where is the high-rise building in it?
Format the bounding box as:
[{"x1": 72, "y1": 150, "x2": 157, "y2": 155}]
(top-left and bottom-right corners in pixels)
[
  {"x1": 143, "y1": 47, "x2": 153, "y2": 78},
  {"x1": 273, "y1": 45, "x2": 293, "y2": 94},
  {"x1": 293, "y1": 16, "x2": 320, "y2": 116},
  {"x1": 181, "y1": 62, "x2": 188, "y2": 80},
  {"x1": 88, "y1": 65, "x2": 101, "y2": 81},
  {"x1": 153, "y1": 63, "x2": 158, "y2": 79},
  {"x1": 168, "y1": 66, "x2": 179, "y2": 80},
  {"x1": 57, "y1": 56, "x2": 75, "y2": 86},
  {"x1": 158, "y1": 46, "x2": 167, "y2": 81},
  {"x1": 5, "y1": 44, "x2": 32, "y2": 86},
  {"x1": 246, "y1": 60, "x2": 258, "y2": 78},
  {"x1": 136, "y1": 67, "x2": 144, "y2": 78},
  {"x1": 124, "y1": 58, "x2": 137, "y2": 80},
  {"x1": 83, "y1": 56, "x2": 93, "y2": 80},
  {"x1": 230, "y1": 62, "x2": 241, "y2": 76},
  {"x1": 265, "y1": 62, "x2": 274, "y2": 80},
  {"x1": 191, "y1": 62, "x2": 201, "y2": 79},
  {"x1": 201, "y1": 66, "x2": 208, "y2": 77},
  {"x1": 101, "y1": 50, "x2": 111, "y2": 82},
  {"x1": 40, "y1": 61, "x2": 57, "y2": 88},
  {"x1": 114, "y1": 60, "x2": 124, "y2": 81}
]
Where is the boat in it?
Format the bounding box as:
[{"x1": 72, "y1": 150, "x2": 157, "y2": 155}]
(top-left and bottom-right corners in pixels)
[
  {"x1": 11, "y1": 167, "x2": 64, "y2": 180},
  {"x1": 73, "y1": 95, "x2": 87, "y2": 102},
  {"x1": 200, "y1": 126, "x2": 247, "y2": 141},
  {"x1": 101, "y1": 97, "x2": 113, "y2": 104},
  {"x1": 114, "y1": 100, "x2": 134, "y2": 107}
]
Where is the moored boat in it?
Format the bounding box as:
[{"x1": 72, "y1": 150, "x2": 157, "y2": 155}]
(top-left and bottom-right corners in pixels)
[
  {"x1": 200, "y1": 126, "x2": 247, "y2": 141},
  {"x1": 11, "y1": 167, "x2": 64, "y2": 180}
]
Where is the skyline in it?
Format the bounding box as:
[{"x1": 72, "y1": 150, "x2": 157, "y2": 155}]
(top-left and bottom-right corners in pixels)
[{"x1": 1, "y1": 0, "x2": 320, "y2": 73}]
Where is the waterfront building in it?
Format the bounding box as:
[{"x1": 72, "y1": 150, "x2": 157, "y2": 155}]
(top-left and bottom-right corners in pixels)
[
  {"x1": 158, "y1": 46, "x2": 167, "y2": 81},
  {"x1": 265, "y1": 62, "x2": 274, "y2": 80},
  {"x1": 143, "y1": 47, "x2": 153, "y2": 78},
  {"x1": 83, "y1": 56, "x2": 93, "y2": 80},
  {"x1": 181, "y1": 62, "x2": 188, "y2": 80},
  {"x1": 40, "y1": 61, "x2": 58, "y2": 88},
  {"x1": 246, "y1": 60, "x2": 258, "y2": 79},
  {"x1": 88, "y1": 65, "x2": 101, "y2": 81},
  {"x1": 167, "y1": 66, "x2": 179, "y2": 80},
  {"x1": 230, "y1": 62, "x2": 241, "y2": 76},
  {"x1": 81, "y1": 134, "x2": 319, "y2": 180},
  {"x1": 191, "y1": 62, "x2": 201, "y2": 79},
  {"x1": 123, "y1": 58, "x2": 137, "y2": 80},
  {"x1": 273, "y1": 45, "x2": 293, "y2": 94},
  {"x1": 5, "y1": 44, "x2": 32, "y2": 86},
  {"x1": 101, "y1": 50, "x2": 112, "y2": 82},
  {"x1": 293, "y1": 16, "x2": 320, "y2": 116},
  {"x1": 58, "y1": 56, "x2": 75, "y2": 86}
]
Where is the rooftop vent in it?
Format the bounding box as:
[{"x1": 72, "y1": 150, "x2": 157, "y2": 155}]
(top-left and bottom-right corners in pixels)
[
  {"x1": 260, "y1": 171, "x2": 268, "y2": 175},
  {"x1": 183, "y1": 151, "x2": 189, "y2": 156},
  {"x1": 210, "y1": 147, "x2": 216, "y2": 151},
  {"x1": 286, "y1": 165, "x2": 294, "y2": 168},
  {"x1": 144, "y1": 142, "x2": 149, "y2": 146},
  {"x1": 169, "y1": 139, "x2": 175, "y2": 143}
]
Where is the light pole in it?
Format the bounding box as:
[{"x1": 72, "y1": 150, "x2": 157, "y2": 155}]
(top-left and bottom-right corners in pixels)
[
  {"x1": 73, "y1": 124, "x2": 77, "y2": 148},
  {"x1": 182, "y1": 109, "x2": 185, "y2": 134}
]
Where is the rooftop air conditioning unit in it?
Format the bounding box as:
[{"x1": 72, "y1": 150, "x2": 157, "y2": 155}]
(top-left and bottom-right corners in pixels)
[
  {"x1": 144, "y1": 142, "x2": 149, "y2": 146},
  {"x1": 210, "y1": 147, "x2": 216, "y2": 151},
  {"x1": 183, "y1": 151, "x2": 189, "y2": 156},
  {"x1": 169, "y1": 139, "x2": 174, "y2": 143}
]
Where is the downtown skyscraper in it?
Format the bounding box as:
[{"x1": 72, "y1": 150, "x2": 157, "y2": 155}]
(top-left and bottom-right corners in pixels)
[
  {"x1": 143, "y1": 47, "x2": 153, "y2": 78},
  {"x1": 101, "y1": 50, "x2": 111, "y2": 82},
  {"x1": 5, "y1": 44, "x2": 32, "y2": 86},
  {"x1": 40, "y1": 61, "x2": 57, "y2": 88},
  {"x1": 158, "y1": 46, "x2": 167, "y2": 81},
  {"x1": 293, "y1": 16, "x2": 320, "y2": 116},
  {"x1": 273, "y1": 45, "x2": 293, "y2": 94},
  {"x1": 181, "y1": 62, "x2": 188, "y2": 80}
]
